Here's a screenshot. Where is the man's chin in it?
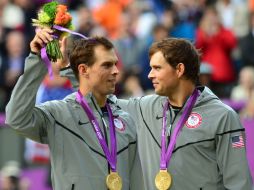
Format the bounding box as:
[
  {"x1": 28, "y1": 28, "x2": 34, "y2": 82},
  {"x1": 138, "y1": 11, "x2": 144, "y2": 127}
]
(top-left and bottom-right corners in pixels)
[
  {"x1": 154, "y1": 89, "x2": 164, "y2": 96},
  {"x1": 107, "y1": 88, "x2": 115, "y2": 95}
]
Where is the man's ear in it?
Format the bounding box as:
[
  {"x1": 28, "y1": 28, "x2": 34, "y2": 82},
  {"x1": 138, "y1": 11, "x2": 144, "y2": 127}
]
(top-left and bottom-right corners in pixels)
[
  {"x1": 176, "y1": 63, "x2": 185, "y2": 78},
  {"x1": 78, "y1": 64, "x2": 89, "y2": 78}
]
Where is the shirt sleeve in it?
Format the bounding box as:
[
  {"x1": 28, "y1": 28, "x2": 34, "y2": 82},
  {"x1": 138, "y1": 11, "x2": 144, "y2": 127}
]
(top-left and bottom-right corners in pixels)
[
  {"x1": 215, "y1": 110, "x2": 253, "y2": 190},
  {"x1": 5, "y1": 54, "x2": 54, "y2": 143},
  {"x1": 115, "y1": 97, "x2": 143, "y2": 123}
]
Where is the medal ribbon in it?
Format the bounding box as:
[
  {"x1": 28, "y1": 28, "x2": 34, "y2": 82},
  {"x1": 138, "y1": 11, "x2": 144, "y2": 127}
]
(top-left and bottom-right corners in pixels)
[
  {"x1": 76, "y1": 90, "x2": 117, "y2": 172},
  {"x1": 160, "y1": 88, "x2": 199, "y2": 169},
  {"x1": 53, "y1": 25, "x2": 88, "y2": 39},
  {"x1": 41, "y1": 47, "x2": 53, "y2": 78}
]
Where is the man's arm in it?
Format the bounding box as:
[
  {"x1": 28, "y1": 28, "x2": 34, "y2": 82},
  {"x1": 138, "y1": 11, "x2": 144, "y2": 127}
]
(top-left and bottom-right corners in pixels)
[
  {"x1": 115, "y1": 98, "x2": 142, "y2": 122},
  {"x1": 216, "y1": 110, "x2": 253, "y2": 189},
  {"x1": 5, "y1": 28, "x2": 55, "y2": 143}
]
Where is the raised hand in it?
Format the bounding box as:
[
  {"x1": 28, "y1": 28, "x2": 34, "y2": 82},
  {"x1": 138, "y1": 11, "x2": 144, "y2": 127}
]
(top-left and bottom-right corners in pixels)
[{"x1": 30, "y1": 28, "x2": 53, "y2": 54}]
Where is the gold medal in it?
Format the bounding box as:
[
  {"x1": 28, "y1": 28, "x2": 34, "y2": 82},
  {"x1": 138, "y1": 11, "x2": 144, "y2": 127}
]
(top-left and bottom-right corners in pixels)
[
  {"x1": 155, "y1": 170, "x2": 172, "y2": 190},
  {"x1": 106, "y1": 171, "x2": 122, "y2": 190}
]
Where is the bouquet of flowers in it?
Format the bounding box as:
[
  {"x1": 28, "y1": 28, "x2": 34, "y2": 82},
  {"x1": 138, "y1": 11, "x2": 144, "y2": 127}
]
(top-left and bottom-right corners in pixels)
[{"x1": 32, "y1": 1, "x2": 73, "y2": 62}]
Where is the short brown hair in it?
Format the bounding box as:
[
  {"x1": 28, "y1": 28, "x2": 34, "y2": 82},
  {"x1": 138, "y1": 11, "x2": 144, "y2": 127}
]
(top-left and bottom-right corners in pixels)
[
  {"x1": 149, "y1": 38, "x2": 200, "y2": 83},
  {"x1": 69, "y1": 36, "x2": 114, "y2": 80}
]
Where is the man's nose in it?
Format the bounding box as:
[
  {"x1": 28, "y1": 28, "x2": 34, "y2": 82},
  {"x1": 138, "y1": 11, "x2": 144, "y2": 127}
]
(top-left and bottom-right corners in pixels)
[
  {"x1": 148, "y1": 69, "x2": 154, "y2": 79},
  {"x1": 112, "y1": 65, "x2": 119, "y2": 75}
]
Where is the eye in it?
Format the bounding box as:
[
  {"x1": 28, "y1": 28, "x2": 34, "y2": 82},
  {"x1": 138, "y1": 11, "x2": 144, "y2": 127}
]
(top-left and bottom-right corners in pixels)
[
  {"x1": 153, "y1": 66, "x2": 161, "y2": 71},
  {"x1": 102, "y1": 62, "x2": 112, "y2": 68}
]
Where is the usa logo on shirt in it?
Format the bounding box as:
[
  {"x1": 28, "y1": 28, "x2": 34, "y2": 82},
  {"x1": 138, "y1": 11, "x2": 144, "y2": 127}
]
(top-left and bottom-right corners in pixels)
[
  {"x1": 114, "y1": 118, "x2": 125, "y2": 131},
  {"x1": 231, "y1": 135, "x2": 245, "y2": 148},
  {"x1": 186, "y1": 112, "x2": 202, "y2": 129}
]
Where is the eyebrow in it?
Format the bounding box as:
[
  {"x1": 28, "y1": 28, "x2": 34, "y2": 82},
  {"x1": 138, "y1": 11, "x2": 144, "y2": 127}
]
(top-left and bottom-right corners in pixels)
[
  {"x1": 104, "y1": 59, "x2": 118, "y2": 64},
  {"x1": 101, "y1": 60, "x2": 118, "y2": 65}
]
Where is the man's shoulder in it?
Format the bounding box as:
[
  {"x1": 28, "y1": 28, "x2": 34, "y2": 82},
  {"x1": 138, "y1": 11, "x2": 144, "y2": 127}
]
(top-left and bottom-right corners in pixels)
[
  {"x1": 37, "y1": 92, "x2": 77, "y2": 112},
  {"x1": 199, "y1": 87, "x2": 239, "y2": 119},
  {"x1": 63, "y1": 92, "x2": 76, "y2": 102},
  {"x1": 111, "y1": 94, "x2": 165, "y2": 104}
]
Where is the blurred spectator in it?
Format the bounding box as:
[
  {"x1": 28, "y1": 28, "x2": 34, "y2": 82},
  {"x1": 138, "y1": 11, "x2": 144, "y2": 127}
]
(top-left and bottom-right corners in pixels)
[
  {"x1": 121, "y1": 71, "x2": 144, "y2": 98},
  {"x1": 86, "y1": 0, "x2": 105, "y2": 10},
  {"x1": 0, "y1": 31, "x2": 25, "y2": 111},
  {"x1": 24, "y1": 139, "x2": 50, "y2": 165},
  {"x1": 240, "y1": 89, "x2": 254, "y2": 119},
  {"x1": 199, "y1": 62, "x2": 213, "y2": 87},
  {"x1": 0, "y1": 19, "x2": 4, "y2": 53},
  {"x1": 0, "y1": 161, "x2": 30, "y2": 190},
  {"x1": 151, "y1": 24, "x2": 170, "y2": 42},
  {"x1": 149, "y1": 0, "x2": 173, "y2": 17},
  {"x1": 231, "y1": 66, "x2": 254, "y2": 102},
  {"x1": 75, "y1": 6, "x2": 95, "y2": 37},
  {"x1": 140, "y1": 23, "x2": 169, "y2": 90},
  {"x1": 239, "y1": 12, "x2": 254, "y2": 67},
  {"x1": 35, "y1": 0, "x2": 84, "y2": 9},
  {"x1": 36, "y1": 65, "x2": 73, "y2": 104},
  {"x1": 196, "y1": 6, "x2": 237, "y2": 98},
  {"x1": 160, "y1": 8, "x2": 175, "y2": 33},
  {"x1": 130, "y1": 1, "x2": 157, "y2": 39},
  {"x1": 113, "y1": 13, "x2": 145, "y2": 72},
  {"x1": 92, "y1": 0, "x2": 132, "y2": 39},
  {"x1": 0, "y1": 0, "x2": 9, "y2": 13},
  {"x1": 170, "y1": 0, "x2": 203, "y2": 40},
  {"x1": 0, "y1": 40, "x2": 5, "y2": 111},
  {"x1": 216, "y1": 0, "x2": 249, "y2": 38},
  {"x1": 2, "y1": 2, "x2": 24, "y2": 30},
  {"x1": 249, "y1": 0, "x2": 254, "y2": 12},
  {"x1": 0, "y1": 53, "x2": 6, "y2": 112},
  {"x1": 75, "y1": 6, "x2": 106, "y2": 38},
  {"x1": 173, "y1": 0, "x2": 204, "y2": 25},
  {"x1": 65, "y1": 0, "x2": 84, "y2": 10},
  {"x1": 13, "y1": 0, "x2": 37, "y2": 53},
  {"x1": 5, "y1": 31, "x2": 25, "y2": 85}
]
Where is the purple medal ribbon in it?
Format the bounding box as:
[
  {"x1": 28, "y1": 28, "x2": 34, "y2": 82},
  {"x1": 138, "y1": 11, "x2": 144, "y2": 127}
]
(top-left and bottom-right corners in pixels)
[
  {"x1": 53, "y1": 25, "x2": 88, "y2": 39},
  {"x1": 76, "y1": 90, "x2": 117, "y2": 172},
  {"x1": 160, "y1": 88, "x2": 199, "y2": 169},
  {"x1": 40, "y1": 25, "x2": 88, "y2": 78},
  {"x1": 41, "y1": 47, "x2": 53, "y2": 78}
]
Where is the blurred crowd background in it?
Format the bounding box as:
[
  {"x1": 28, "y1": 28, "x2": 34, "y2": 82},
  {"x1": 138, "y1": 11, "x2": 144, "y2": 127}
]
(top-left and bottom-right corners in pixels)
[{"x1": 0, "y1": 0, "x2": 254, "y2": 189}]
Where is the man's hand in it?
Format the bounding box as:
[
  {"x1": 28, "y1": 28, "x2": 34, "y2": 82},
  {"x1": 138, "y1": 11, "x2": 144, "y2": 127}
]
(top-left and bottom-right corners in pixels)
[{"x1": 30, "y1": 28, "x2": 53, "y2": 54}]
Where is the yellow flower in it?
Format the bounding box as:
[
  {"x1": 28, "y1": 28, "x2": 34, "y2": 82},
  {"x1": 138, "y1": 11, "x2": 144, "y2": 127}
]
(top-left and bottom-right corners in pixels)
[{"x1": 38, "y1": 11, "x2": 51, "y2": 23}]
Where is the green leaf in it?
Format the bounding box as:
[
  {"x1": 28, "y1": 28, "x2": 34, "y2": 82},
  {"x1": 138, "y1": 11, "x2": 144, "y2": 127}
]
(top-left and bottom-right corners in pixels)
[
  {"x1": 46, "y1": 39, "x2": 63, "y2": 62},
  {"x1": 43, "y1": 1, "x2": 58, "y2": 19}
]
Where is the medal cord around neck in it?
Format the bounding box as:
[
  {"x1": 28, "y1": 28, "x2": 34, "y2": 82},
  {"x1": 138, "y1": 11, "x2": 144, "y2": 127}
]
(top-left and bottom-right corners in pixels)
[
  {"x1": 161, "y1": 88, "x2": 199, "y2": 169},
  {"x1": 167, "y1": 105, "x2": 182, "y2": 145},
  {"x1": 76, "y1": 91, "x2": 118, "y2": 171},
  {"x1": 91, "y1": 97, "x2": 111, "y2": 174},
  {"x1": 166, "y1": 94, "x2": 191, "y2": 145}
]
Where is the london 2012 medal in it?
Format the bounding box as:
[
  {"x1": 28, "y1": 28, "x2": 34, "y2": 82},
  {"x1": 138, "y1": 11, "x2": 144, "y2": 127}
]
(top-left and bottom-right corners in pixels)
[
  {"x1": 106, "y1": 171, "x2": 122, "y2": 190},
  {"x1": 155, "y1": 170, "x2": 172, "y2": 190}
]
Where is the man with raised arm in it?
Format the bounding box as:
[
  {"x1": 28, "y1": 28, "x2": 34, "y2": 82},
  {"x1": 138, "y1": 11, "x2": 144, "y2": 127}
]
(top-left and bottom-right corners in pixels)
[{"x1": 5, "y1": 28, "x2": 143, "y2": 190}]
